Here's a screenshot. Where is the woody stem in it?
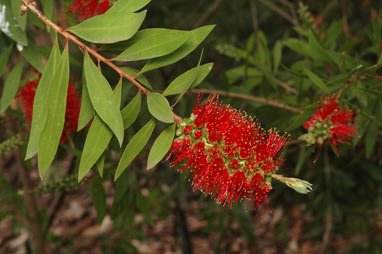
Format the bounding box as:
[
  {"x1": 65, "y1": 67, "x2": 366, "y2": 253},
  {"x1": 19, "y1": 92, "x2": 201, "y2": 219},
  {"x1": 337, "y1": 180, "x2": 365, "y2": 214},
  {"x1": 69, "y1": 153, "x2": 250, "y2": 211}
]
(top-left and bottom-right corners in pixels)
[{"x1": 20, "y1": 0, "x2": 184, "y2": 123}]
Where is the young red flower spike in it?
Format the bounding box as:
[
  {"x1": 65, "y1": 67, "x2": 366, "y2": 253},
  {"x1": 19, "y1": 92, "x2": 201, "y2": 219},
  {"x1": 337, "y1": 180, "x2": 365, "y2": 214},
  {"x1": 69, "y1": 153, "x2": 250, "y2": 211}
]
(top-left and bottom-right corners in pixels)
[
  {"x1": 17, "y1": 80, "x2": 81, "y2": 143},
  {"x1": 300, "y1": 94, "x2": 357, "y2": 154},
  {"x1": 68, "y1": 0, "x2": 110, "y2": 21},
  {"x1": 168, "y1": 96, "x2": 290, "y2": 209}
]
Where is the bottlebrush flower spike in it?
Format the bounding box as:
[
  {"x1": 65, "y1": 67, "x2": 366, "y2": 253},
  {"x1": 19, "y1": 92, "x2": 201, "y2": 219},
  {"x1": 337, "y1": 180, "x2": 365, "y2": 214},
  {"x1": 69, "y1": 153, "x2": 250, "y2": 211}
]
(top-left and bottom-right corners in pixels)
[
  {"x1": 68, "y1": 0, "x2": 110, "y2": 21},
  {"x1": 300, "y1": 94, "x2": 357, "y2": 154},
  {"x1": 17, "y1": 79, "x2": 81, "y2": 143},
  {"x1": 168, "y1": 95, "x2": 305, "y2": 210}
]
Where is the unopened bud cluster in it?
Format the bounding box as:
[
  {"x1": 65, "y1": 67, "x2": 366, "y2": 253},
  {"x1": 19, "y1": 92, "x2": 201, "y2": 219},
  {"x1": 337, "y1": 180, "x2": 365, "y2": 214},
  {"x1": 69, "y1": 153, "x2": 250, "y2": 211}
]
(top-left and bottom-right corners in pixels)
[
  {"x1": 36, "y1": 175, "x2": 78, "y2": 195},
  {"x1": 0, "y1": 134, "x2": 23, "y2": 156}
]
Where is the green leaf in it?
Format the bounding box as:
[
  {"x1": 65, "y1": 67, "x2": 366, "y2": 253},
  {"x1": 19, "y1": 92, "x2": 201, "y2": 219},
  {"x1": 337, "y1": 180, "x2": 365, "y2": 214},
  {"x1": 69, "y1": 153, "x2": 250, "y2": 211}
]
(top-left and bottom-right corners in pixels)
[
  {"x1": 10, "y1": 0, "x2": 27, "y2": 30},
  {"x1": 121, "y1": 92, "x2": 141, "y2": 129},
  {"x1": 78, "y1": 82, "x2": 122, "y2": 182},
  {"x1": 136, "y1": 191, "x2": 153, "y2": 226},
  {"x1": 77, "y1": 71, "x2": 95, "y2": 131},
  {"x1": 147, "y1": 93, "x2": 174, "y2": 123},
  {"x1": 365, "y1": 122, "x2": 378, "y2": 159},
  {"x1": 0, "y1": 60, "x2": 24, "y2": 113},
  {"x1": 107, "y1": 0, "x2": 151, "y2": 13},
  {"x1": 325, "y1": 18, "x2": 344, "y2": 47},
  {"x1": 163, "y1": 63, "x2": 213, "y2": 96},
  {"x1": 113, "y1": 28, "x2": 189, "y2": 61},
  {"x1": 308, "y1": 30, "x2": 340, "y2": 65},
  {"x1": 26, "y1": 39, "x2": 61, "y2": 160},
  {"x1": 18, "y1": 44, "x2": 45, "y2": 73},
  {"x1": 303, "y1": 68, "x2": 330, "y2": 93},
  {"x1": 0, "y1": 44, "x2": 13, "y2": 78},
  {"x1": 114, "y1": 119, "x2": 156, "y2": 180},
  {"x1": 286, "y1": 107, "x2": 313, "y2": 131},
  {"x1": 0, "y1": 0, "x2": 28, "y2": 46},
  {"x1": 273, "y1": 41, "x2": 282, "y2": 73},
  {"x1": 38, "y1": 45, "x2": 70, "y2": 177},
  {"x1": 84, "y1": 51, "x2": 124, "y2": 145},
  {"x1": 96, "y1": 153, "x2": 105, "y2": 178},
  {"x1": 147, "y1": 123, "x2": 175, "y2": 169},
  {"x1": 139, "y1": 25, "x2": 215, "y2": 74},
  {"x1": 90, "y1": 176, "x2": 107, "y2": 224},
  {"x1": 68, "y1": 11, "x2": 146, "y2": 44},
  {"x1": 283, "y1": 38, "x2": 312, "y2": 58},
  {"x1": 120, "y1": 67, "x2": 152, "y2": 90}
]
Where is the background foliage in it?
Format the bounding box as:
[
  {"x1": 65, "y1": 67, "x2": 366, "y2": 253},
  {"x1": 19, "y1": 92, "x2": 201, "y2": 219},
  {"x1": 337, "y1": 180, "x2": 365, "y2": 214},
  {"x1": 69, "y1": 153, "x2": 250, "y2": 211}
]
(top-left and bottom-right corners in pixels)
[{"x1": 0, "y1": 0, "x2": 381, "y2": 253}]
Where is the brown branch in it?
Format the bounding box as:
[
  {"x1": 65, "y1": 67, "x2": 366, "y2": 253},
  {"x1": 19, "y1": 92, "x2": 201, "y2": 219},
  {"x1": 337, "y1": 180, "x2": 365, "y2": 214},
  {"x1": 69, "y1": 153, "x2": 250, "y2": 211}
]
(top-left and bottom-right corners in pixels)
[
  {"x1": 276, "y1": 78, "x2": 298, "y2": 95},
  {"x1": 190, "y1": 88, "x2": 303, "y2": 114},
  {"x1": 259, "y1": 0, "x2": 301, "y2": 27},
  {"x1": 16, "y1": 149, "x2": 47, "y2": 254},
  {"x1": 194, "y1": 0, "x2": 223, "y2": 28},
  {"x1": 20, "y1": 0, "x2": 184, "y2": 123},
  {"x1": 277, "y1": 0, "x2": 300, "y2": 27},
  {"x1": 249, "y1": 0, "x2": 259, "y2": 45}
]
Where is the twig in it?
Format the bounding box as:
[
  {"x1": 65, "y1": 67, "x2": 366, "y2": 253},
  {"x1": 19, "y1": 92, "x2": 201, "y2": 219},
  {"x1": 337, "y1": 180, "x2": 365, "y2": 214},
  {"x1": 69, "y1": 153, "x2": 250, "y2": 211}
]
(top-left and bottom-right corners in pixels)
[
  {"x1": 259, "y1": 0, "x2": 301, "y2": 28},
  {"x1": 190, "y1": 88, "x2": 304, "y2": 114},
  {"x1": 16, "y1": 149, "x2": 47, "y2": 254},
  {"x1": 249, "y1": 0, "x2": 259, "y2": 45},
  {"x1": 194, "y1": 0, "x2": 223, "y2": 28},
  {"x1": 276, "y1": 78, "x2": 298, "y2": 95},
  {"x1": 278, "y1": 0, "x2": 300, "y2": 27},
  {"x1": 20, "y1": 0, "x2": 183, "y2": 123}
]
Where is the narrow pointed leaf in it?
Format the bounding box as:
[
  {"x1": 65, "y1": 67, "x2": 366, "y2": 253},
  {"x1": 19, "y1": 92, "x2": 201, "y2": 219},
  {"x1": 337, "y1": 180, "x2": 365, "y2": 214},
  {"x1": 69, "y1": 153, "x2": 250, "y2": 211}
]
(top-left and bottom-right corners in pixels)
[
  {"x1": 147, "y1": 123, "x2": 175, "y2": 169},
  {"x1": 115, "y1": 119, "x2": 156, "y2": 180},
  {"x1": 68, "y1": 11, "x2": 146, "y2": 44},
  {"x1": 107, "y1": 0, "x2": 151, "y2": 13},
  {"x1": 0, "y1": 0, "x2": 28, "y2": 46},
  {"x1": 0, "y1": 60, "x2": 24, "y2": 113},
  {"x1": 113, "y1": 28, "x2": 189, "y2": 61},
  {"x1": 84, "y1": 51, "x2": 124, "y2": 145},
  {"x1": 38, "y1": 45, "x2": 70, "y2": 177},
  {"x1": 303, "y1": 68, "x2": 330, "y2": 93},
  {"x1": 147, "y1": 93, "x2": 174, "y2": 123},
  {"x1": 121, "y1": 92, "x2": 141, "y2": 129},
  {"x1": 26, "y1": 39, "x2": 61, "y2": 159},
  {"x1": 163, "y1": 63, "x2": 213, "y2": 96},
  {"x1": 10, "y1": 0, "x2": 26, "y2": 30},
  {"x1": 18, "y1": 44, "x2": 45, "y2": 73},
  {"x1": 90, "y1": 176, "x2": 107, "y2": 224},
  {"x1": 121, "y1": 67, "x2": 152, "y2": 89},
  {"x1": 77, "y1": 70, "x2": 94, "y2": 131},
  {"x1": 139, "y1": 25, "x2": 215, "y2": 74},
  {"x1": 96, "y1": 153, "x2": 105, "y2": 177},
  {"x1": 78, "y1": 82, "x2": 122, "y2": 182},
  {"x1": 0, "y1": 44, "x2": 13, "y2": 78}
]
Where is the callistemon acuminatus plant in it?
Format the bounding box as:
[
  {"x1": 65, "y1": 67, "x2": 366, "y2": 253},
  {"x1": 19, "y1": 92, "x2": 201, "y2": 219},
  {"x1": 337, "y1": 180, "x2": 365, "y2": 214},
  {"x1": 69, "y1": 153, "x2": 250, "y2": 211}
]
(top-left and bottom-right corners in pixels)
[
  {"x1": 299, "y1": 94, "x2": 357, "y2": 155},
  {"x1": 168, "y1": 96, "x2": 312, "y2": 210}
]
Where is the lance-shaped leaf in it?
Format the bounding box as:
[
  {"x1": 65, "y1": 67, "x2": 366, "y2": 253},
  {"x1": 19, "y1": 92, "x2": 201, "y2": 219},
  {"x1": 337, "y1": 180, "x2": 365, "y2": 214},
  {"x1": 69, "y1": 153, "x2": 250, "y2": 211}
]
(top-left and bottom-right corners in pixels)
[
  {"x1": 77, "y1": 69, "x2": 94, "y2": 131},
  {"x1": 96, "y1": 153, "x2": 105, "y2": 177},
  {"x1": 0, "y1": 60, "x2": 24, "y2": 113},
  {"x1": 26, "y1": 39, "x2": 61, "y2": 160},
  {"x1": 68, "y1": 11, "x2": 146, "y2": 44},
  {"x1": 0, "y1": 44, "x2": 13, "y2": 78},
  {"x1": 113, "y1": 28, "x2": 189, "y2": 62},
  {"x1": 147, "y1": 123, "x2": 175, "y2": 170},
  {"x1": 139, "y1": 25, "x2": 215, "y2": 74},
  {"x1": 147, "y1": 93, "x2": 174, "y2": 123},
  {"x1": 10, "y1": 0, "x2": 26, "y2": 30},
  {"x1": 120, "y1": 67, "x2": 152, "y2": 90},
  {"x1": 121, "y1": 92, "x2": 141, "y2": 129},
  {"x1": 303, "y1": 68, "x2": 330, "y2": 93},
  {"x1": 0, "y1": 0, "x2": 28, "y2": 46},
  {"x1": 84, "y1": 51, "x2": 124, "y2": 145},
  {"x1": 115, "y1": 119, "x2": 156, "y2": 180},
  {"x1": 90, "y1": 176, "x2": 107, "y2": 224},
  {"x1": 78, "y1": 82, "x2": 122, "y2": 182},
  {"x1": 18, "y1": 43, "x2": 45, "y2": 73},
  {"x1": 163, "y1": 63, "x2": 213, "y2": 96},
  {"x1": 38, "y1": 45, "x2": 70, "y2": 178},
  {"x1": 107, "y1": 0, "x2": 151, "y2": 13}
]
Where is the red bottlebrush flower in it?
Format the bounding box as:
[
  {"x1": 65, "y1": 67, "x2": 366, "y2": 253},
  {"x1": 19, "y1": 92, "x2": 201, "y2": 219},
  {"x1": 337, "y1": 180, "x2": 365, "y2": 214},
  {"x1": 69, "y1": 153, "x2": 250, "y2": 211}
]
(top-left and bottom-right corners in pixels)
[
  {"x1": 68, "y1": 0, "x2": 110, "y2": 21},
  {"x1": 168, "y1": 96, "x2": 289, "y2": 209},
  {"x1": 301, "y1": 94, "x2": 357, "y2": 154},
  {"x1": 17, "y1": 79, "x2": 81, "y2": 143}
]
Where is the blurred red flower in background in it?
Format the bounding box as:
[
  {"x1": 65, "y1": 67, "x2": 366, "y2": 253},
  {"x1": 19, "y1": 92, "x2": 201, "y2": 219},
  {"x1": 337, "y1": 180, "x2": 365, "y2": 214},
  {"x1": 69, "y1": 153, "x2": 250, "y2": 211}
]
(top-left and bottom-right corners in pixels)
[
  {"x1": 17, "y1": 80, "x2": 81, "y2": 143},
  {"x1": 302, "y1": 94, "x2": 357, "y2": 154},
  {"x1": 68, "y1": 0, "x2": 110, "y2": 21},
  {"x1": 169, "y1": 96, "x2": 289, "y2": 210}
]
